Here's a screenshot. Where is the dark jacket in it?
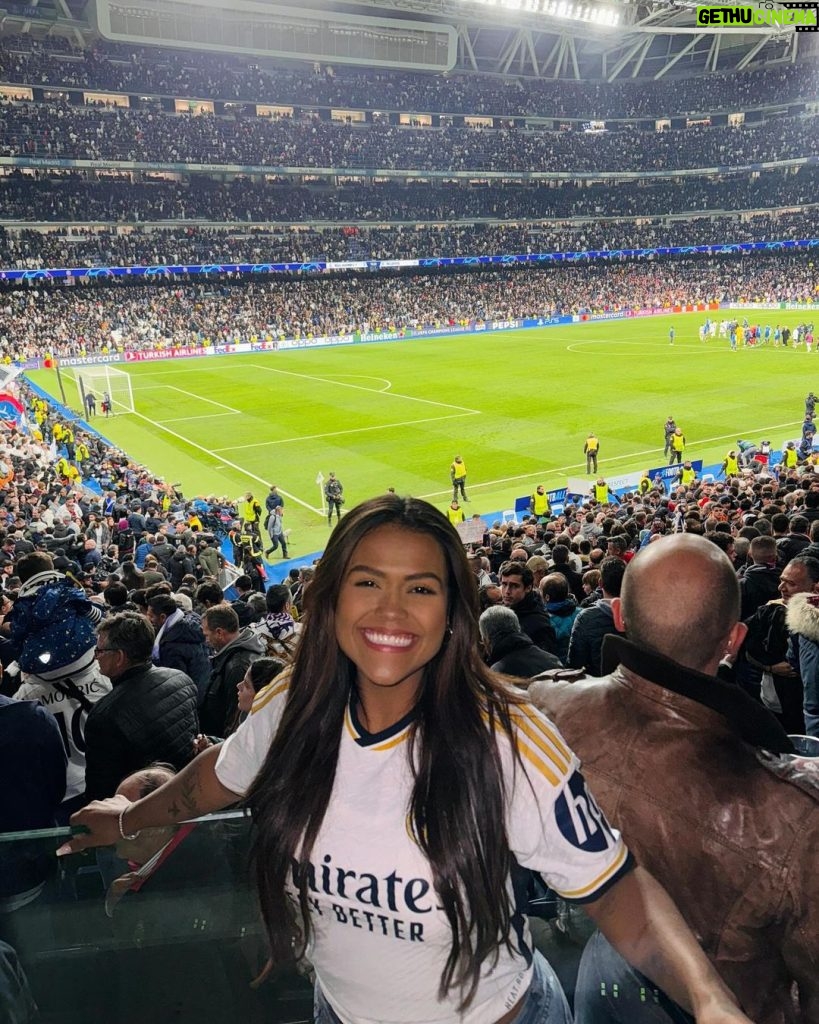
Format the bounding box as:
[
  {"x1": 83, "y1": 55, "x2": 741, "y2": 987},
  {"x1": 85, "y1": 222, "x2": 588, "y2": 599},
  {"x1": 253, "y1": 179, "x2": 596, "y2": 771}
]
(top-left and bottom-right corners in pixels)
[
  {"x1": 545, "y1": 598, "x2": 580, "y2": 665},
  {"x1": 169, "y1": 548, "x2": 195, "y2": 589},
  {"x1": 0, "y1": 696, "x2": 66, "y2": 896},
  {"x1": 530, "y1": 637, "x2": 815, "y2": 1024},
  {"x1": 777, "y1": 533, "x2": 811, "y2": 567},
  {"x1": 84, "y1": 663, "x2": 198, "y2": 801},
  {"x1": 156, "y1": 612, "x2": 211, "y2": 702},
  {"x1": 566, "y1": 599, "x2": 622, "y2": 676},
  {"x1": 511, "y1": 591, "x2": 558, "y2": 655},
  {"x1": 199, "y1": 629, "x2": 266, "y2": 737},
  {"x1": 489, "y1": 633, "x2": 561, "y2": 681},
  {"x1": 739, "y1": 563, "x2": 781, "y2": 620}
]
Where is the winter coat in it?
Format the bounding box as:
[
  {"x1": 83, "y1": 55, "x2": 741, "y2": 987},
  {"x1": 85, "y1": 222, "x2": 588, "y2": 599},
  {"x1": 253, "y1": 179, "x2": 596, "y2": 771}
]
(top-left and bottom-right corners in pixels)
[
  {"x1": 787, "y1": 593, "x2": 819, "y2": 738},
  {"x1": 84, "y1": 663, "x2": 199, "y2": 800},
  {"x1": 545, "y1": 598, "x2": 580, "y2": 665},
  {"x1": 738, "y1": 563, "x2": 781, "y2": 620},
  {"x1": 567, "y1": 599, "x2": 623, "y2": 676},
  {"x1": 169, "y1": 548, "x2": 195, "y2": 589},
  {"x1": 511, "y1": 591, "x2": 558, "y2": 655},
  {"x1": 489, "y1": 633, "x2": 561, "y2": 681},
  {"x1": 199, "y1": 629, "x2": 266, "y2": 737},
  {"x1": 198, "y1": 546, "x2": 221, "y2": 579},
  {"x1": 155, "y1": 613, "x2": 211, "y2": 703}
]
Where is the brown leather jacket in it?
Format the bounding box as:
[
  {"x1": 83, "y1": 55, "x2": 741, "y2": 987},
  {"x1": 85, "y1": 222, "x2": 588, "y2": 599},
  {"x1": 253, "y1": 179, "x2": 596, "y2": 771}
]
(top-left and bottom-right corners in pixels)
[{"x1": 530, "y1": 635, "x2": 819, "y2": 1024}]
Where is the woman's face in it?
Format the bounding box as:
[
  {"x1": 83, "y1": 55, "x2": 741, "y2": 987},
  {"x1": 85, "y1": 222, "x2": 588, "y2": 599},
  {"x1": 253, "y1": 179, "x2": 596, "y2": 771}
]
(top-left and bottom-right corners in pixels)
[
  {"x1": 335, "y1": 524, "x2": 449, "y2": 709},
  {"x1": 237, "y1": 669, "x2": 256, "y2": 714}
]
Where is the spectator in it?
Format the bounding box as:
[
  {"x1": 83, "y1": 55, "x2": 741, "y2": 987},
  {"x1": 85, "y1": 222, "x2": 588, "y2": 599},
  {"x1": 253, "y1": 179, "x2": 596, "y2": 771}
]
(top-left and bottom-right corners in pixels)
[
  {"x1": 539, "y1": 573, "x2": 580, "y2": 666},
  {"x1": 145, "y1": 589, "x2": 211, "y2": 701},
  {"x1": 83, "y1": 612, "x2": 199, "y2": 800},
  {"x1": 198, "y1": 604, "x2": 265, "y2": 737},
  {"x1": 498, "y1": 560, "x2": 558, "y2": 655},
  {"x1": 567, "y1": 556, "x2": 626, "y2": 676},
  {"x1": 531, "y1": 535, "x2": 814, "y2": 1024},
  {"x1": 478, "y1": 605, "x2": 561, "y2": 681}
]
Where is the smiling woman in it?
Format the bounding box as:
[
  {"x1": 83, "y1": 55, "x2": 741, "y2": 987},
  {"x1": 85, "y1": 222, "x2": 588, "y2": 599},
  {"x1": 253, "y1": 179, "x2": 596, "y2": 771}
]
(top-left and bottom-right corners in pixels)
[{"x1": 68, "y1": 496, "x2": 754, "y2": 1024}]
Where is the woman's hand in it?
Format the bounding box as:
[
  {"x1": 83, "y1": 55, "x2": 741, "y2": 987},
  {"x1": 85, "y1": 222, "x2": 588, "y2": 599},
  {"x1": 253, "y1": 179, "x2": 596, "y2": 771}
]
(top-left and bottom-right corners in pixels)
[{"x1": 58, "y1": 794, "x2": 131, "y2": 855}]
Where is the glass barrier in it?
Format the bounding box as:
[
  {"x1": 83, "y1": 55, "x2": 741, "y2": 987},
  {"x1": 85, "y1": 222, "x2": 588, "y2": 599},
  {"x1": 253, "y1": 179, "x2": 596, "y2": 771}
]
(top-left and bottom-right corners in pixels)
[{"x1": 0, "y1": 810, "x2": 314, "y2": 1024}]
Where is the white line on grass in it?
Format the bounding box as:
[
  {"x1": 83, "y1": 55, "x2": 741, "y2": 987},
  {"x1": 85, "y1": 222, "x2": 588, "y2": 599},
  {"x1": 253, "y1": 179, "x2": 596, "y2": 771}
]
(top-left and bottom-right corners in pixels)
[
  {"x1": 163, "y1": 413, "x2": 241, "y2": 423},
  {"x1": 126, "y1": 409, "x2": 323, "y2": 515},
  {"x1": 417, "y1": 420, "x2": 805, "y2": 500},
  {"x1": 322, "y1": 374, "x2": 393, "y2": 392},
  {"x1": 212, "y1": 411, "x2": 479, "y2": 452},
  {"x1": 165, "y1": 384, "x2": 242, "y2": 413},
  {"x1": 244, "y1": 363, "x2": 481, "y2": 414}
]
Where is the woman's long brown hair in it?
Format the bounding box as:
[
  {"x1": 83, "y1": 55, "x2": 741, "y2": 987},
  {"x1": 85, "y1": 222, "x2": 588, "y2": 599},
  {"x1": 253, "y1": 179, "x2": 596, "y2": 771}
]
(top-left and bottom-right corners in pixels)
[{"x1": 247, "y1": 495, "x2": 522, "y2": 1009}]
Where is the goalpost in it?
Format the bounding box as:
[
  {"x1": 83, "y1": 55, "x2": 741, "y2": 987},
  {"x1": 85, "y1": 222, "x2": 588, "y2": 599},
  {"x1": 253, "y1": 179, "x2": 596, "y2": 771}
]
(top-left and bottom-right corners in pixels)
[{"x1": 74, "y1": 365, "x2": 135, "y2": 416}]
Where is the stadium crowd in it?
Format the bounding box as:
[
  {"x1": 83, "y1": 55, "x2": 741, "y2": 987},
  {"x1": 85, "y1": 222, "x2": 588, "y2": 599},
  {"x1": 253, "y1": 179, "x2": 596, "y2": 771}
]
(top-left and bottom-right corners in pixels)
[
  {"x1": 1, "y1": 255, "x2": 815, "y2": 359},
  {"x1": 2, "y1": 168, "x2": 817, "y2": 225},
  {"x1": 1, "y1": 209, "x2": 818, "y2": 271},
  {"x1": 1, "y1": 102, "x2": 817, "y2": 174},
  {"x1": 1, "y1": 36, "x2": 817, "y2": 119},
  {"x1": 2, "y1": 365, "x2": 819, "y2": 1022}
]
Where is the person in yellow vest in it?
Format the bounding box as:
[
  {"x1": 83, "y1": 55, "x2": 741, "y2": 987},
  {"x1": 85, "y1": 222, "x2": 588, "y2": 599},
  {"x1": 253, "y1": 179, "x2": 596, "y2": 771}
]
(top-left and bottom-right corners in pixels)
[
  {"x1": 75, "y1": 440, "x2": 90, "y2": 464},
  {"x1": 52, "y1": 422, "x2": 64, "y2": 445},
  {"x1": 528, "y1": 485, "x2": 551, "y2": 522},
  {"x1": 591, "y1": 477, "x2": 617, "y2": 505},
  {"x1": 584, "y1": 432, "x2": 599, "y2": 474},
  {"x1": 783, "y1": 442, "x2": 799, "y2": 470},
  {"x1": 720, "y1": 450, "x2": 740, "y2": 478},
  {"x1": 446, "y1": 500, "x2": 466, "y2": 527},
  {"x1": 55, "y1": 455, "x2": 71, "y2": 479},
  {"x1": 668, "y1": 428, "x2": 686, "y2": 466},
  {"x1": 638, "y1": 471, "x2": 652, "y2": 496},
  {"x1": 678, "y1": 461, "x2": 697, "y2": 488},
  {"x1": 239, "y1": 491, "x2": 263, "y2": 533},
  {"x1": 450, "y1": 456, "x2": 468, "y2": 502}
]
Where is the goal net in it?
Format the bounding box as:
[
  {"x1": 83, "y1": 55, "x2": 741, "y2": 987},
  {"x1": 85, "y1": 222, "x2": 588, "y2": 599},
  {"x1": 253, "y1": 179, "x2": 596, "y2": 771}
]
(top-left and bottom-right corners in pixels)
[{"x1": 75, "y1": 365, "x2": 135, "y2": 416}]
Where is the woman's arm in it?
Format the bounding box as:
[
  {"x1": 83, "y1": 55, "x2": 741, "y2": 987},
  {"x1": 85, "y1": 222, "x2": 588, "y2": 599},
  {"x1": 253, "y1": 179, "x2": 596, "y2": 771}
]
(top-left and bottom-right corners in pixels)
[
  {"x1": 585, "y1": 866, "x2": 752, "y2": 1024},
  {"x1": 60, "y1": 744, "x2": 240, "y2": 854}
]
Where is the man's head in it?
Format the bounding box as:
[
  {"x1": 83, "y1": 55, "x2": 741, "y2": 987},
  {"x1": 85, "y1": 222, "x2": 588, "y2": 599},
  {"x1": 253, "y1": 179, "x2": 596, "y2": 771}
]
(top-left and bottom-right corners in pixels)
[
  {"x1": 146, "y1": 591, "x2": 179, "y2": 632},
  {"x1": 201, "y1": 603, "x2": 241, "y2": 651},
  {"x1": 115, "y1": 765, "x2": 176, "y2": 862},
  {"x1": 265, "y1": 584, "x2": 292, "y2": 615},
  {"x1": 540, "y1": 572, "x2": 569, "y2": 603},
  {"x1": 478, "y1": 605, "x2": 526, "y2": 660},
  {"x1": 778, "y1": 555, "x2": 819, "y2": 604},
  {"x1": 96, "y1": 612, "x2": 156, "y2": 681},
  {"x1": 749, "y1": 535, "x2": 777, "y2": 566},
  {"x1": 194, "y1": 580, "x2": 224, "y2": 609},
  {"x1": 616, "y1": 535, "x2": 745, "y2": 675},
  {"x1": 498, "y1": 561, "x2": 533, "y2": 608}
]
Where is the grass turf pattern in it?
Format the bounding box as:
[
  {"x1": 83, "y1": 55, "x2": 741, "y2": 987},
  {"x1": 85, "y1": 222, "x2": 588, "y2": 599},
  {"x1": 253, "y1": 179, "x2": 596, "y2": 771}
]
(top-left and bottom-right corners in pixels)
[{"x1": 27, "y1": 310, "x2": 812, "y2": 553}]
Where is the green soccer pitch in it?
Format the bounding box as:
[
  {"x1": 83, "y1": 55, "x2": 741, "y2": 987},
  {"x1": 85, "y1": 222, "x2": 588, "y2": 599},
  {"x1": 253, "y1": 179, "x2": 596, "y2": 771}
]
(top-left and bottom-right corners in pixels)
[{"x1": 26, "y1": 309, "x2": 812, "y2": 554}]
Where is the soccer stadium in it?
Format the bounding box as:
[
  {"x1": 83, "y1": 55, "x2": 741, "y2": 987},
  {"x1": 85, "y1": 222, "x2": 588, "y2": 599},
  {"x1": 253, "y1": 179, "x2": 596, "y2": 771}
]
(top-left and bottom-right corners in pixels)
[{"x1": 1, "y1": 1, "x2": 818, "y2": 1021}]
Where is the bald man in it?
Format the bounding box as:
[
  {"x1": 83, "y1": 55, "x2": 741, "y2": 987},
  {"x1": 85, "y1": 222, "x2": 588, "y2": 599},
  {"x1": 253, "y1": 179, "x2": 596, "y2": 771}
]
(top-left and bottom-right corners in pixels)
[{"x1": 531, "y1": 535, "x2": 819, "y2": 1024}]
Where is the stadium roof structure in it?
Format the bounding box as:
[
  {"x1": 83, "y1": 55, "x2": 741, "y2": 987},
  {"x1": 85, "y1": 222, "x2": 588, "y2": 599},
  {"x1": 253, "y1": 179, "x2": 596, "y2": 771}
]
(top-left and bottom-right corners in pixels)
[{"x1": 1, "y1": 0, "x2": 817, "y2": 81}]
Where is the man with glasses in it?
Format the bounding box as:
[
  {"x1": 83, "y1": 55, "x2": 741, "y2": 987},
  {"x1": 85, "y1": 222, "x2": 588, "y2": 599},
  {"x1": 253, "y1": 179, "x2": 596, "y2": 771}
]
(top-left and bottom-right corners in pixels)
[{"x1": 84, "y1": 613, "x2": 199, "y2": 801}]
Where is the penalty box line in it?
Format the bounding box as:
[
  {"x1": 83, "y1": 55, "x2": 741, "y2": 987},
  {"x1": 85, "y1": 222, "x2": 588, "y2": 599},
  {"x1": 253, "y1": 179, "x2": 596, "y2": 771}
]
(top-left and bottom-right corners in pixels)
[{"x1": 212, "y1": 411, "x2": 480, "y2": 453}]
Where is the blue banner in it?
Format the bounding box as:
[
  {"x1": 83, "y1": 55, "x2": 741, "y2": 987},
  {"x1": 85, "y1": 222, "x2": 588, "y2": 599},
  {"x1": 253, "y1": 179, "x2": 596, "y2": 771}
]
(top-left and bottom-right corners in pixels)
[{"x1": 1, "y1": 240, "x2": 817, "y2": 284}]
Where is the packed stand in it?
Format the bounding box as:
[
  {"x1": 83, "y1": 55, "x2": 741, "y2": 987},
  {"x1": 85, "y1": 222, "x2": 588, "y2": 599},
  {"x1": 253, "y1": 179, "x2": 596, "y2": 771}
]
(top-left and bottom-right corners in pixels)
[
  {"x1": 1, "y1": 208, "x2": 818, "y2": 272},
  {"x1": 1, "y1": 102, "x2": 817, "y2": 174},
  {"x1": 1, "y1": 254, "x2": 815, "y2": 360},
  {"x1": 0, "y1": 385, "x2": 304, "y2": 820},
  {"x1": 3, "y1": 168, "x2": 818, "y2": 225},
  {"x1": 1, "y1": 36, "x2": 817, "y2": 119}
]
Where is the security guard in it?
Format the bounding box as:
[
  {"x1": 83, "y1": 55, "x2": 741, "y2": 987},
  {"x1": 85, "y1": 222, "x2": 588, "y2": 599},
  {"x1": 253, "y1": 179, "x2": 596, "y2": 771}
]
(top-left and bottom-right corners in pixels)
[
  {"x1": 529, "y1": 485, "x2": 551, "y2": 521},
  {"x1": 584, "y1": 432, "x2": 600, "y2": 474}
]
